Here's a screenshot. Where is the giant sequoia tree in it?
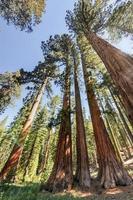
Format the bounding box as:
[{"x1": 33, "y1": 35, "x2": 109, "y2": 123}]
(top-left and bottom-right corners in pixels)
[
  {"x1": 41, "y1": 35, "x2": 73, "y2": 192},
  {"x1": 0, "y1": 0, "x2": 132, "y2": 194},
  {"x1": 72, "y1": 44, "x2": 90, "y2": 189},
  {"x1": 66, "y1": 0, "x2": 133, "y2": 124},
  {"x1": 77, "y1": 35, "x2": 132, "y2": 188}
]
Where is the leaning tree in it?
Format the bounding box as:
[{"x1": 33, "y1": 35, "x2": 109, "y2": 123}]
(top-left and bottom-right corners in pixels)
[{"x1": 0, "y1": 63, "x2": 56, "y2": 180}]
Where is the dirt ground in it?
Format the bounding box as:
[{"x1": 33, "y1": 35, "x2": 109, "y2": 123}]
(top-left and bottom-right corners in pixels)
[{"x1": 64, "y1": 184, "x2": 133, "y2": 200}]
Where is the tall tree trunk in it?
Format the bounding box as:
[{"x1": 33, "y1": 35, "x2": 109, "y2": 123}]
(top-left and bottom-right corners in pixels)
[
  {"x1": 85, "y1": 31, "x2": 133, "y2": 124},
  {"x1": 42, "y1": 62, "x2": 73, "y2": 192},
  {"x1": 79, "y1": 50, "x2": 132, "y2": 188},
  {"x1": 0, "y1": 78, "x2": 48, "y2": 180},
  {"x1": 73, "y1": 52, "x2": 90, "y2": 188}
]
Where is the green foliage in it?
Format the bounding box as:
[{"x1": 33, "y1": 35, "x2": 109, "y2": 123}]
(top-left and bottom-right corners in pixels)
[
  {"x1": 0, "y1": 0, "x2": 46, "y2": 31},
  {"x1": 15, "y1": 96, "x2": 61, "y2": 183},
  {"x1": 107, "y1": 1, "x2": 133, "y2": 41},
  {"x1": 0, "y1": 183, "x2": 88, "y2": 200},
  {"x1": 15, "y1": 106, "x2": 49, "y2": 182},
  {"x1": 84, "y1": 119, "x2": 96, "y2": 169},
  {"x1": 0, "y1": 90, "x2": 36, "y2": 171},
  {"x1": 0, "y1": 71, "x2": 21, "y2": 114},
  {"x1": 0, "y1": 116, "x2": 8, "y2": 137},
  {"x1": 66, "y1": 0, "x2": 111, "y2": 34}
]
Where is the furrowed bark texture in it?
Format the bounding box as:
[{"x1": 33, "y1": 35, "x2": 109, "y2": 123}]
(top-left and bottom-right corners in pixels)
[
  {"x1": 85, "y1": 31, "x2": 133, "y2": 125},
  {"x1": 73, "y1": 52, "x2": 91, "y2": 189},
  {"x1": 80, "y1": 49, "x2": 132, "y2": 189}
]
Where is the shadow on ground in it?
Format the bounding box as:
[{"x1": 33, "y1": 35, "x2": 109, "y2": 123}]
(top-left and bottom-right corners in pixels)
[{"x1": 0, "y1": 182, "x2": 133, "y2": 200}]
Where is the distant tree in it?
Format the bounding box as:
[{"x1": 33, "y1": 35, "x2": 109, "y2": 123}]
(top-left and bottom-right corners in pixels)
[{"x1": 37, "y1": 96, "x2": 61, "y2": 176}]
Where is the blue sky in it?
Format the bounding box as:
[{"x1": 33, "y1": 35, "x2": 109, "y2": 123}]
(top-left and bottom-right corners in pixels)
[
  {"x1": 0, "y1": 0, "x2": 76, "y2": 73},
  {"x1": 0, "y1": 0, "x2": 132, "y2": 126},
  {"x1": 0, "y1": 0, "x2": 76, "y2": 126}
]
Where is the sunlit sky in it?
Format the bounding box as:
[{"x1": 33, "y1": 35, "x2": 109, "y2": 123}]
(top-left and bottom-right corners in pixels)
[{"x1": 0, "y1": 0, "x2": 132, "y2": 126}]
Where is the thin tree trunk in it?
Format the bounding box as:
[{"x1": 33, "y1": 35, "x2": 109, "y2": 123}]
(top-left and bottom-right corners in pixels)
[
  {"x1": 42, "y1": 62, "x2": 73, "y2": 192},
  {"x1": 73, "y1": 51, "x2": 90, "y2": 189},
  {"x1": 109, "y1": 88, "x2": 133, "y2": 143},
  {"x1": 0, "y1": 78, "x2": 48, "y2": 180},
  {"x1": 104, "y1": 96, "x2": 132, "y2": 158},
  {"x1": 106, "y1": 117, "x2": 123, "y2": 163},
  {"x1": 116, "y1": 120, "x2": 132, "y2": 159},
  {"x1": 85, "y1": 31, "x2": 133, "y2": 124},
  {"x1": 97, "y1": 94, "x2": 123, "y2": 163},
  {"x1": 79, "y1": 49, "x2": 132, "y2": 188}
]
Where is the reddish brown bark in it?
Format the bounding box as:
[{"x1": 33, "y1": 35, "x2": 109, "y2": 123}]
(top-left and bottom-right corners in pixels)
[
  {"x1": 85, "y1": 31, "x2": 133, "y2": 125},
  {"x1": 0, "y1": 78, "x2": 48, "y2": 180},
  {"x1": 80, "y1": 52, "x2": 132, "y2": 189},
  {"x1": 73, "y1": 51, "x2": 91, "y2": 189},
  {"x1": 43, "y1": 63, "x2": 73, "y2": 192}
]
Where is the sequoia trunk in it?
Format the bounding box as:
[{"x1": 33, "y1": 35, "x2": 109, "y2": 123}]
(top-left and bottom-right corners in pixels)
[
  {"x1": 80, "y1": 50, "x2": 132, "y2": 189},
  {"x1": 85, "y1": 31, "x2": 133, "y2": 124},
  {"x1": 73, "y1": 51, "x2": 90, "y2": 188},
  {"x1": 43, "y1": 62, "x2": 73, "y2": 192}
]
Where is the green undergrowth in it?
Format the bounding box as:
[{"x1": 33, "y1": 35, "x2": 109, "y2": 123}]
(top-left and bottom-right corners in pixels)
[
  {"x1": 0, "y1": 183, "x2": 85, "y2": 200},
  {"x1": 0, "y1": 183, "x2": 133, "y2": 200}
]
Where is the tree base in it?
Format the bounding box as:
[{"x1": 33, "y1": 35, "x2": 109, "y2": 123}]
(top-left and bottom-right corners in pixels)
[
  {"x1": 99, "y1": 160, "x2": 132, "y2": 189},
  {"x1": 40, "y1": 179, "x2": 72, "y2": 193}
]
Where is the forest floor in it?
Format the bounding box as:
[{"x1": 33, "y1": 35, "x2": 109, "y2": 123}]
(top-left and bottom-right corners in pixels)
[
  {"x1": 0, "y1": 182, "x2": 133, "y2": 200},
  {"x1": 0, "y1": 159, "x2": 132, "y2": 200}
]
